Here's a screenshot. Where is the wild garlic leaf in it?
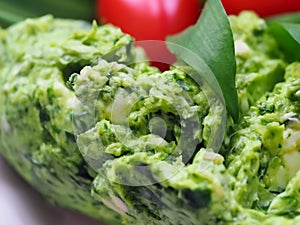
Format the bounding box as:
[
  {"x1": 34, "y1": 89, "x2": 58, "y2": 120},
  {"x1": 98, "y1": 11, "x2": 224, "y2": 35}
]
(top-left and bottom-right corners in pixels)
[
  {"x1": 167, "y1": 0, "x2": 239, "y2": 121},
  {"x1": 269, "y1": 21, "x2": 300, "y2": 62}
]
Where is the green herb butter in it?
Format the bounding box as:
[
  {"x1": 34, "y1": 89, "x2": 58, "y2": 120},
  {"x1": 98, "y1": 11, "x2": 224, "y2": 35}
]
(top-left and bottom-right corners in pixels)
[{"x1": 0, "y1": 11, "x2": 299, "y2": 225}]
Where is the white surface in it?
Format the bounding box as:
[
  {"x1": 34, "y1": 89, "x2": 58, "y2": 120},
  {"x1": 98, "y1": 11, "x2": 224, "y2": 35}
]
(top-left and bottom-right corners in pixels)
[{"x1": 0, "y1": 156, "x2": 107, "y2": 225}]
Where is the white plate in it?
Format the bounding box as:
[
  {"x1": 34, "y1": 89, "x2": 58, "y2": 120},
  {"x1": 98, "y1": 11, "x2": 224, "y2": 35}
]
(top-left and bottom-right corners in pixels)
[{"x1": 0, "y1": 156, "x2": 107, "y2": 225}]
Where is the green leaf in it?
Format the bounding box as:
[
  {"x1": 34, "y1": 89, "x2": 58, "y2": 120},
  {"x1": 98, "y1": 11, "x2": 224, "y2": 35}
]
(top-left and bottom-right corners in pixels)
[
  {"x1": 268, "y1": 21, "x2": 300, "y2": 62},
  {"x1": 167, "y1": 0, "x2": 238, "y2": 122},
  {"x1": 267, "y1": 12, "x2": 300, "y2": 24},
  {"x1": 267, "y1": 12, "x2": 300, "y2": 62},
  {"x1": 278, "y1": 22, "x2": 300, "y2": 44}
]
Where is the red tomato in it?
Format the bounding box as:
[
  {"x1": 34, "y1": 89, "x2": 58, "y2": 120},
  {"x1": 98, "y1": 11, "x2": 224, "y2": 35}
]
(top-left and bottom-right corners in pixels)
[
  {"x1": 221, "y1": 0, "x2": 300, "y2": 17},
  {"x1": 97, "y1": 0, "x2": 202, "y2": 70}
]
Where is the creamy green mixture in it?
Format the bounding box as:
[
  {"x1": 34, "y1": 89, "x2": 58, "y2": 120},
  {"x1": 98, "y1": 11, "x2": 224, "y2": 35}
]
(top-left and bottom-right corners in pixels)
[{"x1": 0, "y1": 12, "x2": 300, "y2": 225}]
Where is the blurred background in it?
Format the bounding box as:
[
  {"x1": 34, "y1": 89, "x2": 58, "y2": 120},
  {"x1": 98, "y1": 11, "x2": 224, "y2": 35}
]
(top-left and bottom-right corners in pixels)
[{"x1": 0, "y1": 0, "x2": 96, "y2": 27}]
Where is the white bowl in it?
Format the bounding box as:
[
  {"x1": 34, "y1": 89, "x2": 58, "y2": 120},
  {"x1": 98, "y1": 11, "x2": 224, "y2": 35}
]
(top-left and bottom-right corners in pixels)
[{"x1": 0, "y1": 156, "x2": 106, "y2": 225}]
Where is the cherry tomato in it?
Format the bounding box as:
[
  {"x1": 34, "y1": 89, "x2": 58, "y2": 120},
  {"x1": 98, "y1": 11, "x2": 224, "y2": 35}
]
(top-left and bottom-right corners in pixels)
[
  {"x1": 97, "y1": 0, "x2": 202, "y2": 70},
  {"x1": 221, "y1": 0, "x2": 300, "y2": 17}
]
